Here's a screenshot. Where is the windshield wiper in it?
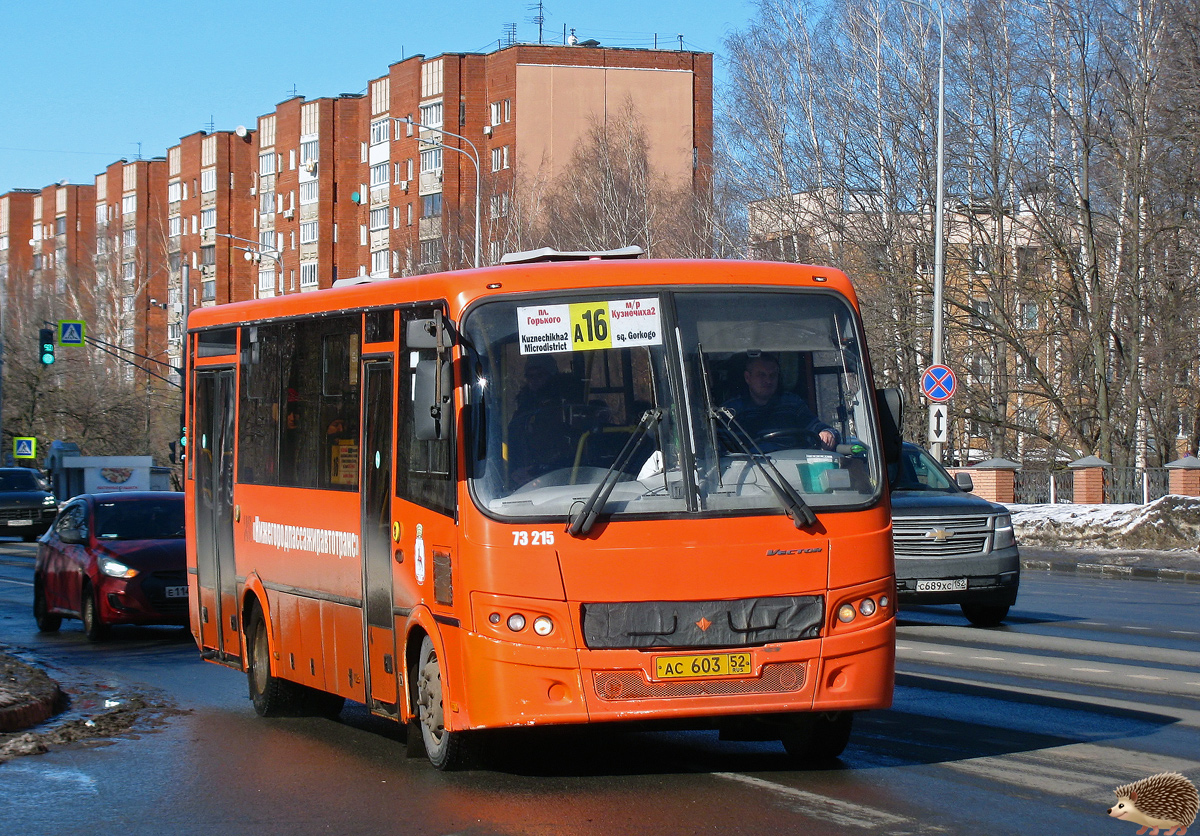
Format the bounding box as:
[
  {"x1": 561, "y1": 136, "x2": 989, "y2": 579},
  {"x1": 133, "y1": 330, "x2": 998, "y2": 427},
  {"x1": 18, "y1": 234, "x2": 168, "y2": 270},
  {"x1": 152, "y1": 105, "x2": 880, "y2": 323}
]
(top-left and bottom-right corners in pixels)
[
  {"x1": 710, "y1": 406, "x2": 818, "y2": 529},
  {"x1": 568, "y1": 407, "x2": 663, "y2": 537}
]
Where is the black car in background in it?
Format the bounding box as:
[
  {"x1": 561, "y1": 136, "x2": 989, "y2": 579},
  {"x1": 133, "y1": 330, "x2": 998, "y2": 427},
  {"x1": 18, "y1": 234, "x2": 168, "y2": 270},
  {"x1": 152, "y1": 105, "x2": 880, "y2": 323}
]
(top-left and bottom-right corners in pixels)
[
  {"x1": 890, "y1": 443, "x2": 1020, "y2": 627},
  {"x1": 0, "y1": 467, "x2": 58, "y2": 541}
]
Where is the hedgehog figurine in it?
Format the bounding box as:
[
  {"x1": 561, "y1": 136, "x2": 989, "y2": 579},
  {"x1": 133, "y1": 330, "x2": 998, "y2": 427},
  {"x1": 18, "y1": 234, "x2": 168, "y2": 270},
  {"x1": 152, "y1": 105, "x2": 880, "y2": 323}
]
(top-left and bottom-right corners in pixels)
[{"x1": 1107, "y1": 772, "x2": 1198, "y2": 835}]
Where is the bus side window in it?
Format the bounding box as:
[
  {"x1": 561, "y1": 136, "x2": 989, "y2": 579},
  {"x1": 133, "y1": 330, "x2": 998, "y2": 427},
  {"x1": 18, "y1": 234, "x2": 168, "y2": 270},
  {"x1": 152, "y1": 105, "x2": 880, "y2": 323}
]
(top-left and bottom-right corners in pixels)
[{"x1": 397, "y1": 307, "x2": 455, "y2": 517}]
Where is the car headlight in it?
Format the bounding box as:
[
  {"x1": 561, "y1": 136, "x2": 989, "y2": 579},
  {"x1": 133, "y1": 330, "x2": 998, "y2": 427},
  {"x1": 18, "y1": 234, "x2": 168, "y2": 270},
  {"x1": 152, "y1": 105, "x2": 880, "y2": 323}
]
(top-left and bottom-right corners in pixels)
[
  {"x1": 42, "y1": 496, "x2": 57, "y2": 506},
  {"x1": 993, "y1": 513, "x2": 1016, "y2": 549},
  {"x1": 99, "y1": 557, "x2": 138, "y2": 579}
]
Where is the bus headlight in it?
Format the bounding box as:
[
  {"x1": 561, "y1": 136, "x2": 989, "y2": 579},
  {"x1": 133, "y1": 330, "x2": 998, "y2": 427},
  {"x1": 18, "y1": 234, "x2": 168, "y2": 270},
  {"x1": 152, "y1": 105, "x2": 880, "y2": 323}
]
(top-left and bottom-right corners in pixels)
[
  {"x1": 533, "y1": 616, "x2": 553, "y2": 636},
  {"x1": 837, "y1": 603, "x2": 857, "y2": 623},
  {"x1": 506, "y1": 613, "x2": 526, "y2": 632},
  {"x1": 859, "y1": 598, "x2": 877, "y2": 617}
]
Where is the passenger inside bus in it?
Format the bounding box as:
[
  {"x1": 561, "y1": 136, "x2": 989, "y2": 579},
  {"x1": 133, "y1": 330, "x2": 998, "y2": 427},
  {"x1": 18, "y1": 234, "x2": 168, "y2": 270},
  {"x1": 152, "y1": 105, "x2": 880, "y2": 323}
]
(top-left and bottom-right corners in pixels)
[
  {"x1": 721, "y1": 353, "x2": 839, "y2": 451},
  {"x1": 506, "y1": 354, "x2": 577, "y2": 485}
]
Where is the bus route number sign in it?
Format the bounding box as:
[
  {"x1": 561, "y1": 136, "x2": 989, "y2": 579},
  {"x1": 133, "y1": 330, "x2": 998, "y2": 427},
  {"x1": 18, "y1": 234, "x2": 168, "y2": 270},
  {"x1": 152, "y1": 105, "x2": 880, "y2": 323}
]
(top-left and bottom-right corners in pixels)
[{"x1": 518, "y1": 298, "x2": 663, "y2": 354}]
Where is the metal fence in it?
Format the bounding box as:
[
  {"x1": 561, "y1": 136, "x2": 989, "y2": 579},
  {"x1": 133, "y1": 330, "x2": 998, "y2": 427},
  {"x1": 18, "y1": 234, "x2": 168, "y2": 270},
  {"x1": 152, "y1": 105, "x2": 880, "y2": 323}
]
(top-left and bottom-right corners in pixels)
[
  {"x1": 1014, "y1": 470, "x2": 1074, "y2": 504},
  {"x1": 1105, "y1": 467, "x2": 1169, "y2": 504},
  {"x1": 1014, "y1": 467, "x2": 1168, "y2": 504}
]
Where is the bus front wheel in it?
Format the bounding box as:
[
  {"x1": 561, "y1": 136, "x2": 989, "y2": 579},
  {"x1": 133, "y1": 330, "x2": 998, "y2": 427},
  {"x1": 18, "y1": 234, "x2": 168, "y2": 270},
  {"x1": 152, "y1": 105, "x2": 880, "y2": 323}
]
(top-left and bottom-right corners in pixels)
[
  {"x1": 780, "y1": 711, "x2": 853, "y2": 763},
  {"x1": 414, "y1": 635, "x2": 472, "y2": 770}
]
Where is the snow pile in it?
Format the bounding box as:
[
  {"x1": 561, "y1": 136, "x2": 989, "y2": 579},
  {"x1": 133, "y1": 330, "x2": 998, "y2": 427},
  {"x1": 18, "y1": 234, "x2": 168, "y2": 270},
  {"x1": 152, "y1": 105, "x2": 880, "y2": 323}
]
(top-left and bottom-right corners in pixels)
[{"x1": 1010, "y1": 495, "x2": 1200, "y2": 551}]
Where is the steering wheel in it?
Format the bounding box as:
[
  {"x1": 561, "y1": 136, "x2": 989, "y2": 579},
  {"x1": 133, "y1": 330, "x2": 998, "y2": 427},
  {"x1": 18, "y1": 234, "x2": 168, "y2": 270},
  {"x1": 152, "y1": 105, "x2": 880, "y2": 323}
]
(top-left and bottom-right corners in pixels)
[{"x1": 754, "y1": 428, "x2": 822, "y2": 449}]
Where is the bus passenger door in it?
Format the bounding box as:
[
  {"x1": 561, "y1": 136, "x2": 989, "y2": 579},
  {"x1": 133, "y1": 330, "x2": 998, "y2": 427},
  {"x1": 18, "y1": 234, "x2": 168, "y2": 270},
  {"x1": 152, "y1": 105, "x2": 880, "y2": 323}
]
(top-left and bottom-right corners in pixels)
[
  {"x1": 361, "y1": 359, "x2": 398, "y2": 716},
  {"x1": 194, "y1": 368, "x2": 240, "y2": 662}
]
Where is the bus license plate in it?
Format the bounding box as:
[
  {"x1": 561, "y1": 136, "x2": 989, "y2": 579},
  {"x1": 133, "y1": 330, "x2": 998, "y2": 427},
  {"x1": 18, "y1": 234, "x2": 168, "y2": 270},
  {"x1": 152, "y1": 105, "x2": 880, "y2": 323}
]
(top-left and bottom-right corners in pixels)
[
  {"x1": 6, "y1": 519, "x2": 31, "y2": 527},
  {"x1": 655, "y1": 652, "x2": 752, "y2": 680},
  {"x1": 165, "y1": 586, "x2": 188, "y2": 599},
  {"x1": 916, "y1": 578, "x2": 967, "y2": 592}
]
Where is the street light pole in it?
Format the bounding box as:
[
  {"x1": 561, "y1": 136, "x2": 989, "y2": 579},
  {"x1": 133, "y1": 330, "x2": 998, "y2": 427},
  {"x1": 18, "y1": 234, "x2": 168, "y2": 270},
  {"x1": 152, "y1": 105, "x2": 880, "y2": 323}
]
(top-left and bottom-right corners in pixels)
[
  {"x1": 902, "y1": 0, "x2": 947, "y2": 461},
  {"x1": 392, "y1": 117, "x2": 481, "y2": 270}
]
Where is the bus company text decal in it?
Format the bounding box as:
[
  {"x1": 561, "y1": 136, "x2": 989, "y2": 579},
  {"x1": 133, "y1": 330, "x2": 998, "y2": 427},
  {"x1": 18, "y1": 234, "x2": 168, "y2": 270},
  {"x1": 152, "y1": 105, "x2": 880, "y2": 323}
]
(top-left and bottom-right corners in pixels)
[
  {"x1": 517, "y1": 297, "x2": 663, "y2": 354},
  {"x1": 251, "y1": 517, "x2": 361, "y2": 559}
]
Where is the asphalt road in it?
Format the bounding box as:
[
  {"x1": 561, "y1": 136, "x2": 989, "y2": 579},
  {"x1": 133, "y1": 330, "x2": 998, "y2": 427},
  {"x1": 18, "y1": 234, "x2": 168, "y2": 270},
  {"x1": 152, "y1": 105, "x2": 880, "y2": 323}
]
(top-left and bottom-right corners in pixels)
[{"x1": 1, "y1": 540, "x2": 1197, "y2": 836}]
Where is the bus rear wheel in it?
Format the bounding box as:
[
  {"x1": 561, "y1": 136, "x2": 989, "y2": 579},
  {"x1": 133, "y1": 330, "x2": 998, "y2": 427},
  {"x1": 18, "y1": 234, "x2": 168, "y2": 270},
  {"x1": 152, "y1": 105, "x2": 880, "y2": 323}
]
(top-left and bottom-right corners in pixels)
[
  {"x1": 780, "y1": 711, "x2": 853, "y2": 763},
  {"x1": 414, "y1": 635, "x2": 472, "y2": 770},
  {"x1": 246, "y1": 606, "x2": 307, "y2": 716}
]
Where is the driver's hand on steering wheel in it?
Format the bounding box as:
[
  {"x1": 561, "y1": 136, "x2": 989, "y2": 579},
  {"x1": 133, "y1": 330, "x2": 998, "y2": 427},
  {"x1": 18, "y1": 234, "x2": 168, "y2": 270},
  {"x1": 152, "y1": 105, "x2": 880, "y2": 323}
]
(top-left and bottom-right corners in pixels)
[{"x1": 819, "y1": 429, "x2": 836, "y2": 450}]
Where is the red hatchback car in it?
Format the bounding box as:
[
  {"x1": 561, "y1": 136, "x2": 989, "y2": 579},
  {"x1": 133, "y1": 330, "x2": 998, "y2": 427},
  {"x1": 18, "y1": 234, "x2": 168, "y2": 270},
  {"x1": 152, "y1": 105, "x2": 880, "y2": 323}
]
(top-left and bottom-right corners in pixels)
[{"x1": 34, "y1": 492, "x2": 187, "y2": 640}]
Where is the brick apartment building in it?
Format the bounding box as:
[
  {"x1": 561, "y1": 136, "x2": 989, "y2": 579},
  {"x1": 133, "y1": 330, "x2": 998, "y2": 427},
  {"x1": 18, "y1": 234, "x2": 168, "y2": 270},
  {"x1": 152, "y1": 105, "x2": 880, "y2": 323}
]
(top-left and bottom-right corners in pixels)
[{"x1": 2, "y1": 42, "x2": 712, "y2": 404}]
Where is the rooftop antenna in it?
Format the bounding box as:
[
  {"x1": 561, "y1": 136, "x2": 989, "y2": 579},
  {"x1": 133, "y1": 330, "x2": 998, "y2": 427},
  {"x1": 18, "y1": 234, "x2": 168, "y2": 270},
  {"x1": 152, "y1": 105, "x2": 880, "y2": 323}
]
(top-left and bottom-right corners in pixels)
[
  {"x1": 527, "y1": 1, "x2": 546, "y2": 44},
  {"x1": 205, "y1": 114, "x2": 215, "y2": 133},
  {"x1": 503, "y1": 21, "x2": 517, "y2": 46}
]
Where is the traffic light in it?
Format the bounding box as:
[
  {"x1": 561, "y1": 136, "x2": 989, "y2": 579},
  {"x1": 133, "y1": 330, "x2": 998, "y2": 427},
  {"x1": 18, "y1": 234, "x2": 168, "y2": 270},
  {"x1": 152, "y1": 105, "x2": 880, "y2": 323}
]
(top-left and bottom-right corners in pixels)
[{"x1": 38, "y1": 328, "x2": 55, "y2": 365}]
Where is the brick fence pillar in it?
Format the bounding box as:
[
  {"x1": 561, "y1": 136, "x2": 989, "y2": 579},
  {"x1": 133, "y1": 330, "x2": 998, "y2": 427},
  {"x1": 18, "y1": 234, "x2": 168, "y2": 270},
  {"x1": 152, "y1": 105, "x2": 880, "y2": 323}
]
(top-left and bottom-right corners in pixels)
[
  {"x1": 1165, "y1": 455, "x2": 1200, "y2": 498},
  {"x1": 1069, "y1": 455, "x2": 1111, "y2": 504},
  {"x1": 949, "y1": 458, "x2": 1020, "y2": 504}
]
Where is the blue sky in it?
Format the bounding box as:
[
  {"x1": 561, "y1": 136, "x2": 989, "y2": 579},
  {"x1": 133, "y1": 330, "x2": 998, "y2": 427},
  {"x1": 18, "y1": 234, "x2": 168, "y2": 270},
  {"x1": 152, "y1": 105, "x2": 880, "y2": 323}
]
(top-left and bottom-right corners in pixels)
[{"x1": 0, "y1": 0, "x2": 755, "y2": 195}]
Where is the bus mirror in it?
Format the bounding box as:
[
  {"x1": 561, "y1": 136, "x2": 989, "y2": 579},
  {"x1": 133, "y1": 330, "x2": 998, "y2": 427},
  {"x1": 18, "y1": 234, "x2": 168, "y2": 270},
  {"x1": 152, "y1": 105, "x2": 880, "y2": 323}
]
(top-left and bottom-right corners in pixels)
[
  {"x1": 406, "y1": 318, "x2": 450, "y2": 349},
  {"x1": 876, "y1": 387, "x2": 903, "y2": 464},
  {"x1": 413, "y1": 357, "x2": 453, "y2": 441}
]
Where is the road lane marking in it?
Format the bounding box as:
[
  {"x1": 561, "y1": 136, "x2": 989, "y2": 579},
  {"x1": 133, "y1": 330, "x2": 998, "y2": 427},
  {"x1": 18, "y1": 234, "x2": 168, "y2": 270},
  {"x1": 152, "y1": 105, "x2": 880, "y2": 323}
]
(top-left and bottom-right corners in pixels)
[
  {"x1": 1126, "y1": 674, "x2": 1165, "y2": 681},
  {"x1": 714, "y1": 772, "x2": 924, "y2": 830},
  {"x1": 1070, "y1": 667, "x2": 1110, "y2": 673}
]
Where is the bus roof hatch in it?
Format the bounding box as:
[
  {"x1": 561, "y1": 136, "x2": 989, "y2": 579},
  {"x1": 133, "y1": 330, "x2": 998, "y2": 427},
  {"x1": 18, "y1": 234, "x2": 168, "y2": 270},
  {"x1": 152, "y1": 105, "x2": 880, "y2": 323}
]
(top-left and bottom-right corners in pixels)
[{"x1": 499, "y1": 246, "x2": 645, "y2": 264}]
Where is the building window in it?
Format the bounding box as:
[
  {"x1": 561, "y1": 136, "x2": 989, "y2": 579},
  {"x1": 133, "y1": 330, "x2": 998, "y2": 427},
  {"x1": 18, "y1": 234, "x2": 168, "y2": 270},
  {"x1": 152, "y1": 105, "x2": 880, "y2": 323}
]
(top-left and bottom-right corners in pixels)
[
  {"x1": 369, "y1": 207, "x2": 388, "y2": 231},
  {"x1": 299, "y1": 221, "x2": 318, "y2": 244},
  {"x1": 258, "y1": 269, "x2": 276, "y2": 295},
  {"x1": 370, "y1": 162, "x2": 389, "y2": 189},
  {"x1": 299, "y1": 181, "x2": 318, "y2": 205},
  {"x1": 201, "y1": 209, "x2": 216, "y2": 230},
  {"x1": 201, "y1": 168, "x2": 217, "y2": 193},
  {"x1": 420, "y1": 101, "x2": 443, "y2": 128},
  {"x1": 420, "y1": 148, "x2": 442, "y2": 172},
  {"x1": 370, "y1": 118, "x2": 390, "y2": 146},
  {"x1": 123, "y1": 261, "x2": 136, "y2": 281},
  {"x1": 122, "y1": 228, "x2": 137, "y2": 250},
  {"x1": 259, "y1": 152, "x2": 276, "y2": 176},
  {"x1": 504, "y1": 98, "x2": 511, "y2": 121},
  {"x1": 202, "y1": 277, "x2": 216, "y2": 301},
  {"x1": 1021, "y1": 302, "x2": 1039, "y2": 330},
  {"x1": 422, "y1": 194, "x2": 442, "y2": 218},
  {"x1": 300, "y1": 139, "x2": 319, "y2": 165},
  {"x1": 490, "y1": 193, "x2": 508, "y2": 219},
  {"x1": 407, "y1": 204, "x2": 413, "y2": 226},
  {"x1": 122, "y1": 194, "x2": 137, "y2": 214},
  {"x1": 300, "y1": 262, "x2": 318, "y2": 288},
  {"x1": 169, "y1": 216, "x2": 182, "y2": 238},
  {"x1": 490, "y1": 101, "x2": 502, "y2": 126},
  {"x1": 200, "y1": 245, "x2": 215, "y2": 266},
  {"x1": 54, "y1": 216, "x2": 66, "y2": 236},
  {"x1": 371, "y1": 249, "x2": 388, "y2": 275},
  {"x1": 419, "y1": 239, "x2": 441, "y2": 267},
  {"x1": 492, "y1": 148, "x2": 502, "y2": 172}
]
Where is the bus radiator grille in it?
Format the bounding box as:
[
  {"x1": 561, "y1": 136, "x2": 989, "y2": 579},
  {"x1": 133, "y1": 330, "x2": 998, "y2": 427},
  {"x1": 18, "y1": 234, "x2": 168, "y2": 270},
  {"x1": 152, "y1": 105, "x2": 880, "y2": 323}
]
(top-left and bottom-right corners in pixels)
[{"x1": 592, "y1": 663, "x2": 806, "y2": 701}]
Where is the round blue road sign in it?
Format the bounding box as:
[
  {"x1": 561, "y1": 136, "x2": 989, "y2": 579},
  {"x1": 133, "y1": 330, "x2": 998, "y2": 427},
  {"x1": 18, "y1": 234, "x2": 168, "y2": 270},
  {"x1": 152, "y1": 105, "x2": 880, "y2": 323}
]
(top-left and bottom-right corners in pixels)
[{"x1": 921, "y1": 365, "x2": 957, "y2": 402}]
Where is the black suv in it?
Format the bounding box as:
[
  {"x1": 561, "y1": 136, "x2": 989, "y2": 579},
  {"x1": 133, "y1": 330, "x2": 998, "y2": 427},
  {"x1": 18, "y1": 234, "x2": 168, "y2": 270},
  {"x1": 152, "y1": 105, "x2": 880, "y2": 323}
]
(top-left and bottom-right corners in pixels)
[
  {"x1": 890, "y1": 444, "x2": 1020, "y2": 627},
  {"x1": 0, "y1": 468, "x2": 58, "y2": 541}
]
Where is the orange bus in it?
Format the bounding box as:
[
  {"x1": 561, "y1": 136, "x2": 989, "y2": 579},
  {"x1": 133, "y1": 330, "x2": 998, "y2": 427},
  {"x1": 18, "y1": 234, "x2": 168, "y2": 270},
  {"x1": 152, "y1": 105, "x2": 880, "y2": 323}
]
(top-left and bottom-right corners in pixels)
[{"x1": 185, "y1": 252, "x2": 902, "y2": 769}]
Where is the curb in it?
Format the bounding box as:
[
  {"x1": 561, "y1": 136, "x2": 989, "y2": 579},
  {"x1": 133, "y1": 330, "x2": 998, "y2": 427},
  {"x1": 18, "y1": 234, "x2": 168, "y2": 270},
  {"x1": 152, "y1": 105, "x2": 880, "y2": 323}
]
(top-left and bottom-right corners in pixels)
[
  {"x1": 0, "y1": 656, "x2": 65, "y2": 734},
  {"x1": 1021, "y1": 559, "x2": 1200, "y2": 584}
]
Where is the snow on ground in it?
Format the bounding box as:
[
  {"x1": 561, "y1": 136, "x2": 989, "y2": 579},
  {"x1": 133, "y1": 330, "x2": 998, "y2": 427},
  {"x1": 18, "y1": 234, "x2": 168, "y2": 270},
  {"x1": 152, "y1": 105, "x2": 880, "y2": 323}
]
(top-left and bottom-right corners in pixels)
[{"x1": 1010, "y1": 495, "x2": 1200, "y2": 552}]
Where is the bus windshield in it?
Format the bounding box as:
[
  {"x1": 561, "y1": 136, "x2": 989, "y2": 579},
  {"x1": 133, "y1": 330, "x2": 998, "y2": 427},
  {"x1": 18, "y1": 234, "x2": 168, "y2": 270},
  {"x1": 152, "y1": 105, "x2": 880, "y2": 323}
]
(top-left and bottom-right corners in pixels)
[{"x1": 464, "y1": 288, "x2": 883, "y2": 520}]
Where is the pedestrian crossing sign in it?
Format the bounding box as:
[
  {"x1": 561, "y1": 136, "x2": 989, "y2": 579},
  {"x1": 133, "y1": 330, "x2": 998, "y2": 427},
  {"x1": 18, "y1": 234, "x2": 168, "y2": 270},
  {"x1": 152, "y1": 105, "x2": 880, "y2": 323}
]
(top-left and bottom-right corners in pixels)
[
  {"x1": 13, "y1": 437, "x2": 36, "y2": 459},
  {"x1": 58, "y1": 320, "x2": 85, "y2": 347}
]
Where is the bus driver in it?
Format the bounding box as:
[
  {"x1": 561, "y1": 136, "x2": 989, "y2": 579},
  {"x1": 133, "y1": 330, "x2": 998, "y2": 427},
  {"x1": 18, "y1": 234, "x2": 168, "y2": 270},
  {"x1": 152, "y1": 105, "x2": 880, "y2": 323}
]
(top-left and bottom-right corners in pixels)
[{"x1": 723, "y1": 353, "x2": 839, "y2": 450}]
